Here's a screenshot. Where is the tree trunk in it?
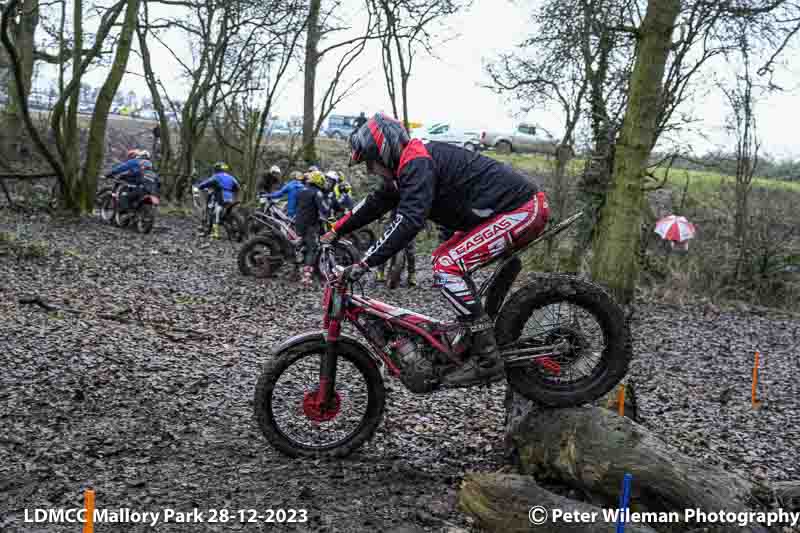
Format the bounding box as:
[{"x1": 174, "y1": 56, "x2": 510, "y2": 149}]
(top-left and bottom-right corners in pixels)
[
  {"x1": 459, "y1": 473, "x2": 658, "y2": 533},
  {"x1": 137, "y1": 22, "x2": 172, "y2": 174},
  {"x1": 60, "y1": 0, "x2": 84, "y2": 211},
  {"x1": 81, "y1": 0, "x2": 140, "y2": 212},
  {"x1": 507, "y1": 406, "x2": 770, "y2": 533},
  {"x1": 302, "y1": 0, "x2": 321, "y2": 164},
  {"x1": 6, "y1": 0, "x2": 37, "y2": 117},
  {"x1": 590, "y1": 0, "x2": 681, "y2": 304}
]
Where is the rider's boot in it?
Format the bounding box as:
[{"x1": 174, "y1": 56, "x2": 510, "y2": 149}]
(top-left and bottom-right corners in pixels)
[
  {"x1": 407, "y1": 272, "x2": 417, "y2": 286},
  {"x1": 435, "y1": 271, "x2": 504, "y2": 386},
  {"x1": 376, "y1": 270, "x2": 385, "y2": 282},
  {"x1": 301, "y1": 266, "x2": 314, "y2": 288},
  {"x1": 441, "y1": 314, "x2": 504, "y2": 386},
  {"x1": 211, "y1": 224, "x2": 221, "y2": 239}
]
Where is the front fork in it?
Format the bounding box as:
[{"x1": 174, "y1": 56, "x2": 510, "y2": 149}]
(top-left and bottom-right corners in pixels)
[{"x1": 319, "y1": 285, "x2": 345, "y2": 407}]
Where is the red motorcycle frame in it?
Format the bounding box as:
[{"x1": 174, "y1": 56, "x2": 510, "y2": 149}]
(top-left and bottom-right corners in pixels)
[{"x1": 305, "y1": 214, "x2": 582, "y2": 418}]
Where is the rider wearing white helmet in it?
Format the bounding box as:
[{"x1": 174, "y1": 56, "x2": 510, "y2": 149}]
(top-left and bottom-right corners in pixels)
[{"x1": 260, "y1": 164, "x2": 282, "y2": 193}]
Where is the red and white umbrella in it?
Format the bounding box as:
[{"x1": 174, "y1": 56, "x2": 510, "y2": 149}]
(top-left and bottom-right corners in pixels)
[{"x1": 654, "y1": 215, "x2": 696, "y2": 242}]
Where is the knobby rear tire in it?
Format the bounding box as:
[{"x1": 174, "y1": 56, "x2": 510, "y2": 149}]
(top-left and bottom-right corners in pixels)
[
  {"x1": 225, "y1": 210, "x2": 246, "y2": 242},
  {"x1": 495, "y1": 273, "x2": 632, "y2": 407},
  {"x1": 237, "y1": 235, "x2": 284, "y2": 277},
  {"x1": 254, "y1": 338, "x2": 386, "y2": 458}
]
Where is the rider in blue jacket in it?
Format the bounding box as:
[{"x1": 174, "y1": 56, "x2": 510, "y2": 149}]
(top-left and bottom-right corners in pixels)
[
  {"x1": 194, "y1": 162, "x2": 240, "y2": 239},
  {"x1": 268, "y1": 173, "x2": 306, "y2": 218},
  {"x1": 107, "y1": 149, "x2": 154, "y2": 210}
]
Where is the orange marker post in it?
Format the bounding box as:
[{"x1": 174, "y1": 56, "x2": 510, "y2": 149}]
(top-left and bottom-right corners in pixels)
[
  {"x1": 617, "y1": 384, "x2": 626, "y2": 417},
  {"x1": 751, "y1": 351, "x2": 760, "y2": 409},
  {"x1": 83, "y1": 489, "x2": 95, "y2": 533}
]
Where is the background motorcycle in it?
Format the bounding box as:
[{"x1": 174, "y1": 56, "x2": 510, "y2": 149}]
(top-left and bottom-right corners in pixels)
[
  {"x1": 192, "y1": 186, "x2": 246, "y2": 242},
  {"x1": 249, "y1": 194, "x2": 376, "y2": 253},
  {"x1": 253, "y1": 212, "x2": 633, "y2": 458},
  {"x1": 96, "y1": 176, "x2": 160, "y2": 234},
  {"x1": 237, "y1": 200, "x2": 359, "y2": 281}
]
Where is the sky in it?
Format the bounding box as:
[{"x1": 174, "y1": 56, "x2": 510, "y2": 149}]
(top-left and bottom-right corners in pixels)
[{"x1": 31, "y1": 0, "x2": 800, "y2": 160}]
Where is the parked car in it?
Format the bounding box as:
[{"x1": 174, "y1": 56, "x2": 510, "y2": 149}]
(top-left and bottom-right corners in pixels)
[
  {"x1": 414, "y1": 123, "x2": 482, "y2": 152},
  {"x1": 133, "y1": 108, "x2": 159, "y2": 121},
  {"x1": 267, "y1": 119, "x2": 299, "y2": 136},
  {"x1": 480, "y1": 123, "x2": 558, "y2": 155},
  {"x1": 323, "y1": 114, "x2": 360, "y2": 140}
]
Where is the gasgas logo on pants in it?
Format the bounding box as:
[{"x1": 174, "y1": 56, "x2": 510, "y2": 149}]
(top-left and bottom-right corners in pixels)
[{"x1": 449, "y1": 214, "x2": 525, "y2": 259}]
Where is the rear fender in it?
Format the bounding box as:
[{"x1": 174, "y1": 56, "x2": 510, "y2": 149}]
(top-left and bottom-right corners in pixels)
[
  {"x1": 143, "y1": 195, "x2": 160, "y2": 205},
  {"x1": 270, "y1": 331, "x2": 381, "y2": 367},
  {"x1": 479, "y1": 255, "x2": 522, "y2": 318}
]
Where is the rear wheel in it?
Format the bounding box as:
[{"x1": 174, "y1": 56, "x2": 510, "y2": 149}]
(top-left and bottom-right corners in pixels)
[
  {"x1": 238, "y1": 235, "x2": 285, "y2": 277},
  {"x1": 224, "y1": 209, "x2": 246, "y2": 242},
  {"x1": 496, "y1": 274, "x2": 632, "y2": 407},
  {"x1": 136, "y1": 204, "x2": 156, "y2": 234},
  {"x1": 254, "y1": 337, "x2": 385, "y2": 458}
]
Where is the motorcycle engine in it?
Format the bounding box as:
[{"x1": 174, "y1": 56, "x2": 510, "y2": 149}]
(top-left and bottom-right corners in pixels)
[
  {"x1": 389, "y1": 335, "x2": 440, "y2": 394},
  {"x1": 360, "y1": 317, "x2": 440, "y2": 393}
]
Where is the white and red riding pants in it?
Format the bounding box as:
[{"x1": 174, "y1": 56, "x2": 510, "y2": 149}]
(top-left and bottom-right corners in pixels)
[{"x1": 431, "y1": 192, "x2": 549, "y2": 317}]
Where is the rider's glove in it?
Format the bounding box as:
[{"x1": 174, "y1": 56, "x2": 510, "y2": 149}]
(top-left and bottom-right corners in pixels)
[
  {"x1": 343, "y1": 261, "x2": 369, "y2": 282},
  {"x1": 320, "y1": 229, "x2": 337, "y2": 244}
]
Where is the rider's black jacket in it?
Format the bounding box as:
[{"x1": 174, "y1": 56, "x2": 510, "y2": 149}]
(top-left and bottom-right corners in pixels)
[
  {"x1": 333, "y1": 140, "x2": 538, "y2": 268},
  {"x1": 294, "y1": 183, "x2": 329, "y2": 235}
]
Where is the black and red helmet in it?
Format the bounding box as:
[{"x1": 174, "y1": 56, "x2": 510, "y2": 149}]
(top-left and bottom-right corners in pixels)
[{"x1": 348, "y1": 113, "x2": 409, "y2": 171}]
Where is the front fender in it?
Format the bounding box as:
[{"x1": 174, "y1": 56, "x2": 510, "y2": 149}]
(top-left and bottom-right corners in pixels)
[{"x1": 270, "y1": 330, "x2": 380, "y2": 364}]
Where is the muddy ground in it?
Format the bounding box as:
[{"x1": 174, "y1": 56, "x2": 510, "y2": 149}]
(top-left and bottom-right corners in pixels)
[{"x1": 1, "y1": 210, "x2": 798, "y2": 533}]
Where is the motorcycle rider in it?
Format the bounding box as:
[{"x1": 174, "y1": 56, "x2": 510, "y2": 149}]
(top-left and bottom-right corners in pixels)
[
  {"x1": 106, "y1": 149, "x2": 153, "y2": 214},
  {"x1": 322, "y1": 113, "x2": 549, "y2": 386},
  {"x1": 375, "y1": 207, "x2": 416, "y2": 286},
  {"x1": 267, "y1": 170, "x2": 306, "y2": 219},
  {"x1": 294, "y1": 170, "x2": 330, "y2": 288},
  {"x1": 323, "y1": 171, "x2": 350, "y2": 216},
  {"x1": 194, "y1": 161, "x2": 241, "y2": 239},
  {"x1": 353, "y1": 111, "x2": 367, "y2": 130},
  {"x1": 259, "y1": 165, "x2": 282, "y2": 193},
  {"x1": 333, "y1": 178, "x2": 354, "y2": 215}
]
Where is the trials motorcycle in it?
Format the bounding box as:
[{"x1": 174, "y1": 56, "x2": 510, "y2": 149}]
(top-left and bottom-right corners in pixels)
[
  {"x1": 253, "y1": 212, "x2": 633, "y2": 458},
  {"x1": 96, "y1": 176, "x2": 160, "y2": 234},
  {"x1": 237, "y1": 195, "x2": 359, "y2": 281}
]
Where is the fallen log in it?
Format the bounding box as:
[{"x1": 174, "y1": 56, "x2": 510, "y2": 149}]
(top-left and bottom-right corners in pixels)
[
  {"x1": 773, "y1": 481, "x2": 800, "y2": 511},
  {"x1": 458, "y1": 472, "x2": 658, "y2": 533},
  {"x1": 508, "y1": 405, "x2": 770, "y2": 532}
]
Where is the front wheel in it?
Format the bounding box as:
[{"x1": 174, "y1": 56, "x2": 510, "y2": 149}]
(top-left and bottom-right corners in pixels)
[
  {"x1": 496, "y1": 274, "x2": 632, "y2": 407},
  {"x1": 254, "y1": 336, "x2": 386, "y2": 458},
  {"x1": 98, "y1": 191, "x2": 116, "y2": 224}
]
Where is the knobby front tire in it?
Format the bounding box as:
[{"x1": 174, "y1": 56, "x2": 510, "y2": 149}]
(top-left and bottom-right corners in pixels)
[{"x1": 254, "y1": 338, "x2": 385, "y2": 458}]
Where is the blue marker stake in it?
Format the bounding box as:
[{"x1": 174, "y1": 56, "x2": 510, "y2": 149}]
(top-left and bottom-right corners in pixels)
[{"x1": 616, "y1": 473, "x2": 633, "y2": 533}]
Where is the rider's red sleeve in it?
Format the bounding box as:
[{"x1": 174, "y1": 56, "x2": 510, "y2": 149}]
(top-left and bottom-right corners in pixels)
[
  {"x1": 333, "y1": 185, "x2": 398, "y2": 235},
  {"x1": 362, "y1": 155, "x2": 435, "y2": 268}
]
